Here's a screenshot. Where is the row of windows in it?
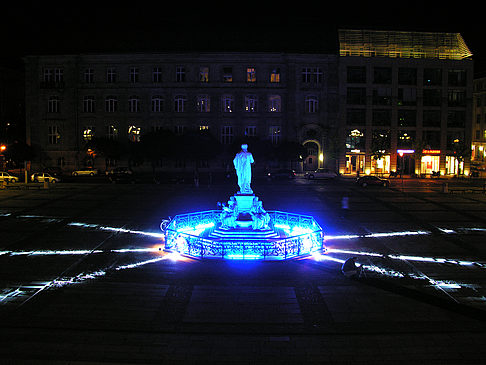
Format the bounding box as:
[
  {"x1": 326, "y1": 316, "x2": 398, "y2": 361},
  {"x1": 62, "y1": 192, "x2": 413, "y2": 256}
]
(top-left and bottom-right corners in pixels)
[
  {"x1": 43, "y1": 66, "x2": 325, "y2": 84},
  {"x1": 48, "y1": 125, "x2": 282, "y2": 145},
  {"x1": 46, "y1": 94, "x2": 323, "y2": 114},
  {"x1": 346, "y1": 109, "x2": 466, "y2": 128},
  {"x1": 347, "y1": 87, "x2": 467, "y2": 107},
  {"x1": 347, "y1": 66, "x2": 467, "y2": 86},
  {"x1": 346, "y1": 128, "x2": 464, "y2": 150}
]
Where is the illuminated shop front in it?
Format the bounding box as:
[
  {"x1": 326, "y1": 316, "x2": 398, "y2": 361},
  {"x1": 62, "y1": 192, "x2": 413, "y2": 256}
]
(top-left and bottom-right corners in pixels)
[
  {"x1": 420, "y1": 150, "x2": 440, "y2": 175},
  {"x1": 396, "y1": 149, "x2": 415, "y2": 175},
  {"x1": 446, "y1": 156, "x2": 464, "y2": 175},
  {"x1": 345, "y1": 129, "x2": 365, "y2": 175},
  {"x1": 371, "y1": 155, "x2": 390, "y2": 174}
]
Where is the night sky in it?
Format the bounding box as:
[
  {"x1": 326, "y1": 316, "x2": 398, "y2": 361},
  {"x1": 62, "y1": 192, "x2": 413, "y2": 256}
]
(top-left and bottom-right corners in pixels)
[{"x1": 2, "y1": 2, "x2": 485, "y2": 76}]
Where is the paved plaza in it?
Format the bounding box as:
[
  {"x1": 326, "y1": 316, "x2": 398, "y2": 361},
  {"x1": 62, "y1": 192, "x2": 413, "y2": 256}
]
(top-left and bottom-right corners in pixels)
[{"x1": 1, "y1": 177, "x2": 486, "y2": 364}]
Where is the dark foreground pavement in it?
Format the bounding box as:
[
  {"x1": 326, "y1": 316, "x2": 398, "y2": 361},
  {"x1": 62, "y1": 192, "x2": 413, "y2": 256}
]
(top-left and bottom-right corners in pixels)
[
  {"x1": 1, "y1": 180, "x2": 486, "y2": 364},
  {"x1": 2, "y1": 256, "x2": 486, "y2": 364}
]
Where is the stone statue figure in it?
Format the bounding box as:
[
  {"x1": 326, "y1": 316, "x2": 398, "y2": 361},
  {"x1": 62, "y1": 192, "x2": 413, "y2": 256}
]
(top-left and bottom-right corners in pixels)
[
  {"x1": 233, "y1": 144, "x2": 254, "y2": 194},
  {"x1": 250, "y1": 198, "x2": 270, "y2": 230},
  {"x1": 220, "y1": 198, "x2": 238, "y2": 229}
]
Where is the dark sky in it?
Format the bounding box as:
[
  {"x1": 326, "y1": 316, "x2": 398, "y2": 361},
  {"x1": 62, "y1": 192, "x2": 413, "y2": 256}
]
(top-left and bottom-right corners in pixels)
[{"x1": 2, "y1": 2, "x2": 485, "y2": 75}]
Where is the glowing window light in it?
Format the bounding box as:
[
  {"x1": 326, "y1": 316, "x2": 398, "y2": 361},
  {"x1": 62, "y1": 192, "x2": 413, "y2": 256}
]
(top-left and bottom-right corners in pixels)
[{"x1": 227, "y1": 254, "x2": 263, "y2": 260}]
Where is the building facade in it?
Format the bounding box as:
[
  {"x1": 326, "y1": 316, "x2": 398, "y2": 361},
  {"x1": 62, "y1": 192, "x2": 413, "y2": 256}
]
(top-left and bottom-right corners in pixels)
[
  {"x1": 338, "y1": 29, "x2": 473, "y2": 177},
  {"x1": 472, "y1": 77, "x2": 486, "y2": 168},
  {"x1": 24, "y1": 29, "x2": 474, "y2": 177},
  {"x1": 24, "y1": 52, "x2": 338, "y2": 172}
]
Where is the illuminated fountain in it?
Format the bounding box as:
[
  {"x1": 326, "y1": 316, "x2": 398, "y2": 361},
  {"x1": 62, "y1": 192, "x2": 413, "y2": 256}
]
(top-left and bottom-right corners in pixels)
[{"x1": 163, "y1": 144, "x2": 324, "y2": 260}]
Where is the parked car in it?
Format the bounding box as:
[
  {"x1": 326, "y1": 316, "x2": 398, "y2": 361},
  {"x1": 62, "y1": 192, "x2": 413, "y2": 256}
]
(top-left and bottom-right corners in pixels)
[
  {"x1": 267, "y1": 169, "x2": 296, "y2": 180},
  {"x1": 0, "y1": 172, "x2": 19, "y2": 183},
  {"x1": 72, "y1": 167, "x2": 98, "y2": 176},
  {"x1": 31, "y1": 172, "x2": 60, "y2": 183},
  {"x1": 105, "y1": 167, "x2": 133, "y2": 176},
  {"x1": 305, "y1": 168, "x2": 338, "y2": 179},
  {"x1": 357, "y1": 175, "x2": 390, "y2": 187}
]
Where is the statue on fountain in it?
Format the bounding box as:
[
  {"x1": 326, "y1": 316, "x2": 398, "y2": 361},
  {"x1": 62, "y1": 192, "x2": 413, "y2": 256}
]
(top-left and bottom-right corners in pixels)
[
  {"x1": 233, "y1": 144, "x2": 254, "y2": 195},
  {"x1": 250, "y1": 197, "x2": 270, "y2": 230},
  {"x1": 220, "y1": 197, "x2": 238, "y2": 229}
]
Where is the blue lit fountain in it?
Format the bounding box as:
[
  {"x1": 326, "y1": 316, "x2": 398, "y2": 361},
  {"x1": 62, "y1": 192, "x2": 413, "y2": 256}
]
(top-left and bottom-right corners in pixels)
[{"x1": 162, "y1": 144, "x2": 324, "y2": 260}]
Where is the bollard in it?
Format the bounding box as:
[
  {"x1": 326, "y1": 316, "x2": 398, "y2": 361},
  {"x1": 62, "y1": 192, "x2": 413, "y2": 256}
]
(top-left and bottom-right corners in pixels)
[
  {"x1": 43, "y1": 180, "x2": 49, "y2": 189},
  {"x1": 442, "y1": 182, "x2": 448, "y2": 193}
]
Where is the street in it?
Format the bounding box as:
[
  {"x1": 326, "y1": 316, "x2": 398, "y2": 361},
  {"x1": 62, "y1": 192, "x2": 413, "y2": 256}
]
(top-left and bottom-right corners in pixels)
[{"x1": 1, "y1": 177, "x2": 486, "y2": 363}]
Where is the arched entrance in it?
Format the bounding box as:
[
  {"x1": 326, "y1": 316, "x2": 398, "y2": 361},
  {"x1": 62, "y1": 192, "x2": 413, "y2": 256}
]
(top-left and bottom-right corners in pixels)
[{"x1": 303, "y1": 140, "x2": 320, "y2": 171}]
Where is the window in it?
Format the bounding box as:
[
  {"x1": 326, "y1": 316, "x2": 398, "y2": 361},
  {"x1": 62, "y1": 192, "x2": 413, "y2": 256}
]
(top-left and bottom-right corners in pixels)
[
  {"x1": 222, "y1": 95, "x2": 234, "y2": 113},
  {"x1": 43, "y1": 68, "x2": 52, "y2": 82},
  {"x1": 221, "y1": 126, "x2": 233, "y2": 144},
  {"x1": 245, "y1": 95, "x2": 257, "y2": 112},
  {"x1": 397, "y1": 88, "x2": 417, "y2": 106},
  {"x1": 174, "y1": 95, "x2": 186, "y2": 112},
  {"x1": 176, "y1": 66, "x2": 186, "y2": 82},
  {"x1": 151, "y1": 95, "x2": 163, "y2": 112},
  {"x1": 223, "y1": 67, "x2": 232, "y2": 82},
  {"x1": 196, "y1": 95, "x2": 210, "y2": 112},
  {"x1": 314, "y1": 67, "x2": 322, "y2": 84},
  {"x1": 345, "y1": 129, "x2": 365, "y2": 150},
  {"x1": 448, "y1": 90, "x2": 466, "y2": 107},
  {"x1": 107, "y1": 125, "x2": 118, "y2": 139},
  {"x1": 47, "y1": 96, "x2": 60, "y2": 113},
  {"x1": 129, "y1": 67, "x2": 139, "y2": 83},
  {"x1": 423, "y1": 110, "x2": 441, "y2": 127},
  {"x1": 268, "y1": 95, "x2": 281, "y2": 112},
  {"x1": 422, "y1": 131, "x2": 441, "y2": 149},
  {"x1": 247, "y1": 67, "x2": 256, "y2": 82},
  {"x1": 128, "y1": 125, "x2": 141, "y2": 142},
  {"x1": 153, "y1": 67, "x2": 162, "y2": 83},
  {"x1": 398, "y1": 68, "x2": 417, "y2": 85},
  {"x1": 245, "y1": 126, "x2": 257, "y2": 137},
  {"x1": 346, "y1": 109, "x2": 366, "y2": 125},
  {"x1": 174, "y1": 125, "x2": 185, "y2": 135},
  {"x1": 48, "y1": 126, "x2": 60, "y2": 144},
  {"x1": 448, "y1": 69, "x2": 466, "y2": 87},
  {"x1": 397, "y1": 130, "x2": 415, "y2": 148},
  {"x1": 83, "y1": 126, "x2": 94, "y2": 141},
  {"x1": 373, "y1": 67, "x2": 392, "y2": 84},
  {"x1": 302, "y1": 67, "x2": 312, "y2": 83},
  {"x1": 347, "y1": 88, "x2": 366, "y2": 105},
  {"x1": 424, "y1": 68, "x2": 442, "y2": 86},
  {"x1": 270, "y1": 68, "x2": 280, "y2": 83},
  {"x1": 447, "y1": 110, "x2": 465, "y2": 128},
  {"x1": 269, "y1": 126, "x2": 281, "y2": 144},
  {"x1": 398, "y1": 110, "x2": 416, "y2": 127},
  {"x1": 305, "y1": 96, "x2": 319, "y2": 113},
  {"x1": 371, "y1": 130, "x2": 391, "y2": 151},
  {"x1": 372, "y1": 88, "x2": 392, "y2": 105},
  {"x1": 106, "y1": 68, "x2": 117, "y2": 83},
  {"x1": 83, "y1": 96, "x2": 95, "y2": 113},
  {"x1": 372, "y1": 109, "x2": 391, "y2": 126},
  {"x1": 84, "y1": 68, "x2": 94, "y2": 83},
  {"x1": 128, "y1": 96, "x2": 140, "y2": 112},
  {"x1": 423, "y1": 89, "x2": 441, "y2": 106},
  {"x1": 105, "y1": 96, "x2": 117, "y2": 112},
  {"x1": 54, "y1": 68, "x2": 63, "y2": 82},
  {"x1": 347, "y1": 66, "x2": 366, "y2": 83},
  {"x1": 199, "y1": 125, "x2": 209, "y2": 131},
  {"x1": 200, "y1": 67, "x2": 209, "y2": 82}
]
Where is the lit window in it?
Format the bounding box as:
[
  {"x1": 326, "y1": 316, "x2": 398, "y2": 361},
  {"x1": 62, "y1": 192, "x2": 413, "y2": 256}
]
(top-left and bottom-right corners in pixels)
[
  {"x1": 107, "y1": 125, "x2": 118, "y2": 139},
  {"x1": 269, "y1": 126, "x2": 281, "y2": 144},
  {"x1": 83, "y1": 127, "x2": 94, "y2": 141},
  {"x1": 270, "y1": 68, "x2": 280, "y2": 83},
  {"x1": 245, "y1": 95, "x2": 257, "y2": 112},
  {"x1": 197, "y1": 95, "x2": 210, "y2": 112},
  {"x1": 247, "y1": 67, "x2": 256, "y2": 82},
  {"x1": 223, "y1": 67, "x2": 232, "y2": 82},
  {"x1": 268, "y1": 95, "x2": 281, "y2": 112},
  {"x1": 200, "y1": 67, "x2": 209, "y2": 82},
  {"x1": 128, "y1": 125, "x2": 141, "y2": 142},
  {"x1": 222, "y1": 95, "x2": 234, "y2": 113},
  {"x1": 48, "y1": 126, "x2": 60, "y2": 144},
  {"x1": 199, "y1": 125, "x2": 209, "y2": 131}
]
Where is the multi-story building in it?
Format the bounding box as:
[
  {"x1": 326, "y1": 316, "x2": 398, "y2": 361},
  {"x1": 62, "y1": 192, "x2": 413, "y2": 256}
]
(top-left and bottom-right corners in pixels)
[
  {"x1": 472, "y1": 77, "x2": 486, "y2": 168},
  {"x1": 24, "y1": 52, "x2": 338, "y2": 172},
  {"x1": 24, "y1": 29, "x2": 474, "y2": 177},
  {"x1": 338, "y1": 29, "x2": 473, "y2": 176}
]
